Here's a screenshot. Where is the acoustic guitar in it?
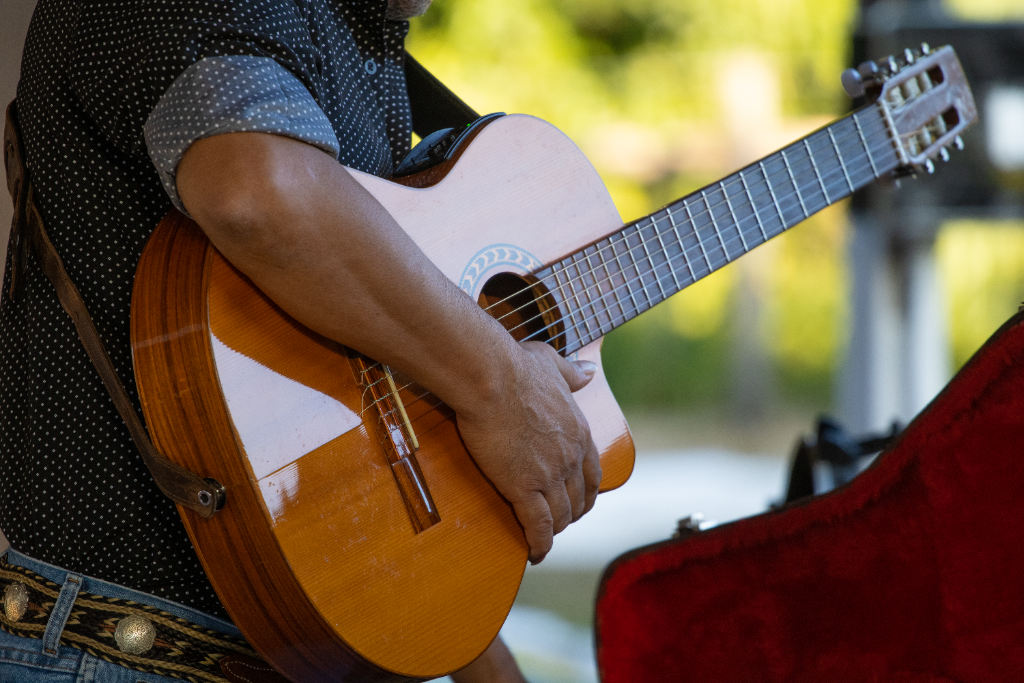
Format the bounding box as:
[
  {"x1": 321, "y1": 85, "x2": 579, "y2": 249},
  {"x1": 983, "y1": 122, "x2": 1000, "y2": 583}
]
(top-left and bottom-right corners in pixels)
[{"x1": 130, "y1": 45, "x2": 975, "y2": 682}]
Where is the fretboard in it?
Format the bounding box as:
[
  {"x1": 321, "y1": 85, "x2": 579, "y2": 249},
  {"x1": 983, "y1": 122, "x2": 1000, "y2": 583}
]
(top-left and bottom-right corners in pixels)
[{"x1": 531, "y1": 102, "x2": 901, "y2": 356}]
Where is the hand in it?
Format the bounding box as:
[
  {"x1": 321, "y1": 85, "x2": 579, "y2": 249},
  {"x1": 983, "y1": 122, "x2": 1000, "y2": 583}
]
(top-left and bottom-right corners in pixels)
[
  {"x1": 450, "y1": 636, "x2": 528, "y2": 683},
  {"x1": 456, "y1": 340, "x2": 602, "y2": 564}
]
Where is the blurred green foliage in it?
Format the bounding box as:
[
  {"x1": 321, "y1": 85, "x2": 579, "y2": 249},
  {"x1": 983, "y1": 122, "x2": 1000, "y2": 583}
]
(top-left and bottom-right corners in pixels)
[
  {"x1": 408, "y1": 0, "x2": 1024, "y2": 412},
  {"x1": 938, "y1": 221, "x2": 1024, "y2": 368},
  {"x1": 944, "y1": 0, "x2": 1024, "y2": 21}
]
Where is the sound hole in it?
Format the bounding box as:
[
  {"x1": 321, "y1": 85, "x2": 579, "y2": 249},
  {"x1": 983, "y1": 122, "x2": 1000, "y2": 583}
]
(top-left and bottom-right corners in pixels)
[{"x1": 478, "y1": 272, "x2": 565, "y2": 352}]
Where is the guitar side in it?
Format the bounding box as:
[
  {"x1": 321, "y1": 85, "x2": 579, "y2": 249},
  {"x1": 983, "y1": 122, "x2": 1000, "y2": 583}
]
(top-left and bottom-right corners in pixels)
[{"x1": 132, "y1": 114, "x2": 636, "y2": 682}]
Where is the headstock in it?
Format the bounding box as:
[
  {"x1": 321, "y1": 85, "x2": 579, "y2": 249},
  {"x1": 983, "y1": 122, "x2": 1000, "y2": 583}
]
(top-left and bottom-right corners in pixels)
[{"x1": 842, "y1": 45, "x2": 977, "y2": 177}]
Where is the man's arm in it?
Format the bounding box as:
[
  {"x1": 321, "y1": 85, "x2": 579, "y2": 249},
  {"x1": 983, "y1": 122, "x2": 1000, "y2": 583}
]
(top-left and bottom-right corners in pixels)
[
  {"x1": 175, "y1": 131, "x2": 601, "y2": 562},
  {"x1": 450, "y1": 637, "x2": 528, "y2": 683}
]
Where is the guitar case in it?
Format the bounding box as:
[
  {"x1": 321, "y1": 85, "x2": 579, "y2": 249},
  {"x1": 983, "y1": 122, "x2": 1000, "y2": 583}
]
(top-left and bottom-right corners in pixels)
[{"x1": 595, "y1": 309, "x2": 1024, "y2": 683}]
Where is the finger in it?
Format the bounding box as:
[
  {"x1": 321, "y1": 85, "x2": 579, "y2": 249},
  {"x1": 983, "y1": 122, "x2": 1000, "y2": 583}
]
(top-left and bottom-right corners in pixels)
[
  {"x1": 514, "y1": 492, "x2": 554, "y2": 564},
  {"x1": 553, "y1": 355, "x2": 597, "y2": 393},
  {"x1": 581, "y1": 443, "x2": 602, "y2": 515},
  {"x1": 564, "y1": 461, "x2": 587, "y2": 522},
  {"x1": 546, "y1": 482, "x2": 574, "y2": 536}
]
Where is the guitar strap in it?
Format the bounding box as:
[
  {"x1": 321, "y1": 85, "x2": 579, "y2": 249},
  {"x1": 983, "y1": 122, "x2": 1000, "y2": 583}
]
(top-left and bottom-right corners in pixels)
[
  {"x1": 2, "y1": 53, "x2": 477, "y2": 519},
  {"x1": 3, "y1": 101, "x2": 223, "y2": 518},
  {"x1": 404, "y1": 52, "x2": 480, "y2": 137}
]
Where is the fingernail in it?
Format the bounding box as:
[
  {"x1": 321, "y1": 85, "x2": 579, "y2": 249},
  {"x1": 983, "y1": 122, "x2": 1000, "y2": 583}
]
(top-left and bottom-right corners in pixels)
[{"x1": 577, "y1": 360, "x2": 597, "y2": 378}]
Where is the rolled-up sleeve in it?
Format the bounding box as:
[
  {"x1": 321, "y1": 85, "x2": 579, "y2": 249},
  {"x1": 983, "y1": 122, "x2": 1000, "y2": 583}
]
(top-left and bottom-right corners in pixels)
[{"x1": 144, "y1": 55, "x2": 341, "y2": 215}]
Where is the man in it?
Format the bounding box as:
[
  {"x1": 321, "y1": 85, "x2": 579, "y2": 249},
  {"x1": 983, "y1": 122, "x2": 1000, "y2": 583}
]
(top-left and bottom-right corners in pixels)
[{"x1": 0, "y1": 0, "x2": 601, "y2": 681}]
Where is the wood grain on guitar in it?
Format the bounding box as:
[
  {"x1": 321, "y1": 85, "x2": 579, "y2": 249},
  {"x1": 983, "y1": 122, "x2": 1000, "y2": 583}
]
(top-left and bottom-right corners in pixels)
[{"x1": 131, "y1": 44, "x2": 975, "y2": 682}]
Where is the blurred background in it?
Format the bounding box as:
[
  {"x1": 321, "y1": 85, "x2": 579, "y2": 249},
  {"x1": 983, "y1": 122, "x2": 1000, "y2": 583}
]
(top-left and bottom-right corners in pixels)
[{"x1": 3, "y1": 0, "x2": 1024, "y2": 680}]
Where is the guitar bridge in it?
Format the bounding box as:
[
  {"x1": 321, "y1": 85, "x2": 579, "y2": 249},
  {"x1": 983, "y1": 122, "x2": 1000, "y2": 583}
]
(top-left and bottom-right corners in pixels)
[{"x1": 352, "y1": 356, "x2": 440, "y2": 533}]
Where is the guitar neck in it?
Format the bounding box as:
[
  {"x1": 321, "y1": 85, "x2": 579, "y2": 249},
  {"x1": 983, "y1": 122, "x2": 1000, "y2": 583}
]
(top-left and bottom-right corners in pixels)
[{"x1": 533, "y1": 102, "x2": 902, "y2": 356}]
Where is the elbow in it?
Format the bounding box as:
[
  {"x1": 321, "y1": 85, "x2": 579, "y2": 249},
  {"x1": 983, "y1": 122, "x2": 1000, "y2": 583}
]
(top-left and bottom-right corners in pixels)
[{"x1": 176, "y1": 133, "x2": 320, "y2": 270}]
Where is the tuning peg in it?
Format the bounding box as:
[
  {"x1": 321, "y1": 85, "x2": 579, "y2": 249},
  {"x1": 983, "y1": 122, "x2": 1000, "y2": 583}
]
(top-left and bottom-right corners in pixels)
[
  {"x1": 925, "y1": 159, "x2": 936, "y2": 174},
  {"x1": 954, "y1": 135, "x2": 965, "y2": 151},
  {"x1": 921, "y1": 42, "x2": 931, "y2": 56},
  {"x1": 940, "y1": 147, "x2": 950, "y2": 162},
  {"x1": 888, "y1": 56, "x2": 899, "y2": 74},
  {"x1": 858, "y1": 60, "x2": 881, "y2": 79},
  {"x1": 904, "y1": 48, "x2": 916, "y2": 64},
  {"x1": 841, "y1": 69, "x2": 865, "y2": 98}
]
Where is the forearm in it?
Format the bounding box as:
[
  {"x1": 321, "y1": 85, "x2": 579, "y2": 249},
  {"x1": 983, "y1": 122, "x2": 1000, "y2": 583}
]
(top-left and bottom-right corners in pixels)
[
  {"x1": 177, "y1": 131, "x2": 601, "y2": 563},
  {"x1": 176, "y1": 132, "x2": 518, "y2": 417},
  {"x1": 450, "y1": 636, "x2": 528, "y2": 683}
]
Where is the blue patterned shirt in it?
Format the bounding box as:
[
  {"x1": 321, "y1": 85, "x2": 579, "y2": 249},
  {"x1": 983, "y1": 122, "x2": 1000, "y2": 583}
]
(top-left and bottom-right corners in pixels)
[{"x1": 1, "y1": 0, "x2": 413, "y2": 618}]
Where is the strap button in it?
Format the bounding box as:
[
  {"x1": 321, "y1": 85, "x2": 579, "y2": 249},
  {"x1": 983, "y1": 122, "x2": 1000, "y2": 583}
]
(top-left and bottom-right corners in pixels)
[{"x1": 114, "y1": 614, "x2": 156, "y2": 655}]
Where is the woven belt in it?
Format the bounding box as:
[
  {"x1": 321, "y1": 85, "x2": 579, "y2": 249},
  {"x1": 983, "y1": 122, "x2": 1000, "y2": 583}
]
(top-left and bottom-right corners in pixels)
[{"x1": 0, "y1": 557, "x2": 261, "y2": 683}]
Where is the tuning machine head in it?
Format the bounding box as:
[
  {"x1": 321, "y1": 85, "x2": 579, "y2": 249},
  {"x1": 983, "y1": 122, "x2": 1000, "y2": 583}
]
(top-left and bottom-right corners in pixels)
[{"x1": 842, "y1": 59, "x2": 884, "y2": 99}]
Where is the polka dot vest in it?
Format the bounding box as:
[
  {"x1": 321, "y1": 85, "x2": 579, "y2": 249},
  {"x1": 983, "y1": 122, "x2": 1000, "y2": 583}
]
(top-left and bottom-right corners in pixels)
[{"x1": 1, "y1": 0, "x2": 413, "y2": 619}]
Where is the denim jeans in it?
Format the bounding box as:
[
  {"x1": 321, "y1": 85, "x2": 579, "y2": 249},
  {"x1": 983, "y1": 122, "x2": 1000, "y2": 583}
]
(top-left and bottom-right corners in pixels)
[{"x1": 0, "y1": 548, "x2": 243, "y2": 683}]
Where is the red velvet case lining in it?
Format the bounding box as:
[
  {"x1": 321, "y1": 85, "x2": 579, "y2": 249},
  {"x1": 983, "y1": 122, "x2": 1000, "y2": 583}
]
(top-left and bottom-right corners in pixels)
[{"x1": 595, "y1": 312, "x2": 1024, "y2": 683}]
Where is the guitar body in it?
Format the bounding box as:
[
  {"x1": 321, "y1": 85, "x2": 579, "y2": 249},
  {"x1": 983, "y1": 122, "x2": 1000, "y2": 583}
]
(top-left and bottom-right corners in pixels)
[{"x1": 131, "y1": 114, "x2": 636, "y2": 682}]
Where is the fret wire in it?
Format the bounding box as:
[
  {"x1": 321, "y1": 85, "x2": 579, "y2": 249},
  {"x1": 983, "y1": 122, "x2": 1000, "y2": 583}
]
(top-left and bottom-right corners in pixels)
[
  {"x1": 551, "y1": 264, "x2": 582, "y2": 347},
  {"x1": 570, "y1": 251, "x2": 600, "y2": 341},
  {"x1": 780, "y1": 149, "x2": 809, "y2": 219},
  {"x1": 803, "y1": 138, "x2": 831, "y2": 204},
  {"x1": 681, "y1": 199, "x2": 714, "y2": 275},
  {"x1": 597, "y1": 239, "x2": 630, "y2": 326},
  {"x1": 628, "y1": 227, "x2": 657, "y2": 308},
  {"x1": 652, "y1": 214, "x2": 683, "y2": 292},
  {"x1": 582, "y1": 247, "x2": 611, "y2": 334},
  {"x1": 609, "y1": 234, "x2": 642, "y2": 319},
  {"x1": 562, "y1": 257, "x2": 595, "y2": 342},
  {"x1": 758, "y1": 160, "x2": 787, "y2": 231},
  {"x1": 625, "y1": 228, "x2": 651, "y2": 314},
  {"x1": 595, "y1": 242, "x2": 627, "y2": 331},
  {"x1": 853, "y1": 111, "x2": 880, "y2": 177},
  {"x1": 876, "y1": 101, "x2": 906, "y2": 165},
  {"x1": 720, "y1": 179, "x2": 749, "y2": 252},
  {"x1": 637, "y1": 220, "x2": 669, "y2": 301},
  {"x1": 666, "y1": 205, "x2": 696, "y2": 283},
  {"x1": 828, "y1": 127, "x2": 856, "y2": 192},
  {"x1": 738, "y1": 169, "x2": 769, "y2": 242},
  {"x1": 700, "y1": 188, "x2": 731, "y2": 262}
]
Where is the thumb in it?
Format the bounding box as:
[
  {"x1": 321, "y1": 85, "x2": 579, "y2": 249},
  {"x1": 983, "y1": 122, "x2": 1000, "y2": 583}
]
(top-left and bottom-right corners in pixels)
[{"x1": 555, "y1": 356, "x2": 597, "y2": 393}]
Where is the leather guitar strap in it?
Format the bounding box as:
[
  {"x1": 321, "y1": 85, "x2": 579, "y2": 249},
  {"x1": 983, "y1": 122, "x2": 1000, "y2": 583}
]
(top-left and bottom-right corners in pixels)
[
  {"x1": 404, "y1": 52, "x2": 480, "y2": 137},
  {"x1": 2, "y1": 55, "x2": 476, "y2": 521},
  {"x1": 3, "y1": 101, "x2": 222, "y2": 519}
]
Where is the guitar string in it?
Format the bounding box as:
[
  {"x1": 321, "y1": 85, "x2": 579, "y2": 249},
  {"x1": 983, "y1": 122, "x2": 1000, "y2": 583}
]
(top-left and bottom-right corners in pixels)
[
  {"x1": 520, "y1": 147, "x2": 888, "y2": 348},
  {"x1": 357, "y1": 129, "x2": 891, "y2": 416},
  {"x1": 357, "y1": 118, "x2": 890, "y2": 391},
  {"x1": 355, "y1": 118, "x2": 894, "y2": 410},
  {"x1": 479, "y1": 109, "x2": 892, "y2": 324},
  {"x1": 492, "y1": 114, "x2": 895, "y2": 340},
  {"x1": 519, "y1": 139, "x2": 888, "y2": 350},
  {"x1": 364, "y1": 95, "x2": 930, "y2": 421},
  {"x1": 498, "y1": 129, "x2": 890, "y2": 346},
  {"x1": 354, "y1": 105, "x2": 900, "y2": 409}
]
